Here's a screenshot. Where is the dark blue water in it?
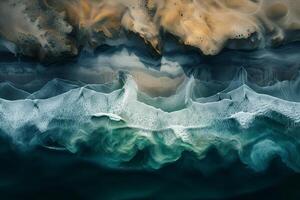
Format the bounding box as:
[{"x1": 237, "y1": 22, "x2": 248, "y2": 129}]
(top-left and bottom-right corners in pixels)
[{"x1": 0, "y1": 39, "x2": 300, "y2": 200}]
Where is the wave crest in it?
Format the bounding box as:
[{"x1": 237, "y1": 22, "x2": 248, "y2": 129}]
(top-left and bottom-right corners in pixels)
[{"x1": 0, "y1": 72, "x2": 299, "y2": 172}]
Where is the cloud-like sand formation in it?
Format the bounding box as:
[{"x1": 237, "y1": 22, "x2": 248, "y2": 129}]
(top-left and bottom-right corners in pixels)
[
  {"x1": 1, "y1": 0, "x2": 300, "y2": 59},
  {"x1": 1, "y1": 3, "x2": 300, "y2": 197}
]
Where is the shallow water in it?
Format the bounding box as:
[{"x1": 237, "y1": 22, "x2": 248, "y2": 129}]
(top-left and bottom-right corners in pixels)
[{"x1": 0, "y1": 39, "x2": 300, "y2": 199}]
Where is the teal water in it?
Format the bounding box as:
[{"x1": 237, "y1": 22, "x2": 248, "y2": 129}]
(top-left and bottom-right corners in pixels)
[{"x1": 0, "y1": 41, "x2": 300, "y2": 199}]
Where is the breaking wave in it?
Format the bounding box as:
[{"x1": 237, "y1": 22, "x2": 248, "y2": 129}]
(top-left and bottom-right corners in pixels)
[
  {"x1": 0, "y1": 37, "x2": 300, "y2": 199},
  {"x1": 0, "y1": 68, "x2": 300, "y2": 172}
]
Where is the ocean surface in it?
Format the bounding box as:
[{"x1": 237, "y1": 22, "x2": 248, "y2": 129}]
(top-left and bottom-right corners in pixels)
[{"x1": 0, "y1": 38, "x2": 300, "y2": 200}]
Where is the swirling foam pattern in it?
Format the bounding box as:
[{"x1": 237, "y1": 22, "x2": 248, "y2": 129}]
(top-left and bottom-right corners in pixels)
[
  {"x1": 0, "y1": 34, "x2": 300, "y2": 198},
  {"x1": 0, "y1": 70, "x2": 300, "y2": 172}
]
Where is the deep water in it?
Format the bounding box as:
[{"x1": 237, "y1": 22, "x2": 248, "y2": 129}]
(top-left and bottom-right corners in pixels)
[
  {"x1": 0, "y1": 135, "x2": 299, "y2": 200},
  {"x1": 0, "y1": 37, "x2": 300, "y2": 200}
]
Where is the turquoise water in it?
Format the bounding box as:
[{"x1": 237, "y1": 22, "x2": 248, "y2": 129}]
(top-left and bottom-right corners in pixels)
[{"x1": 0, "y1": 41, "x2": 300, "y2": 199}]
